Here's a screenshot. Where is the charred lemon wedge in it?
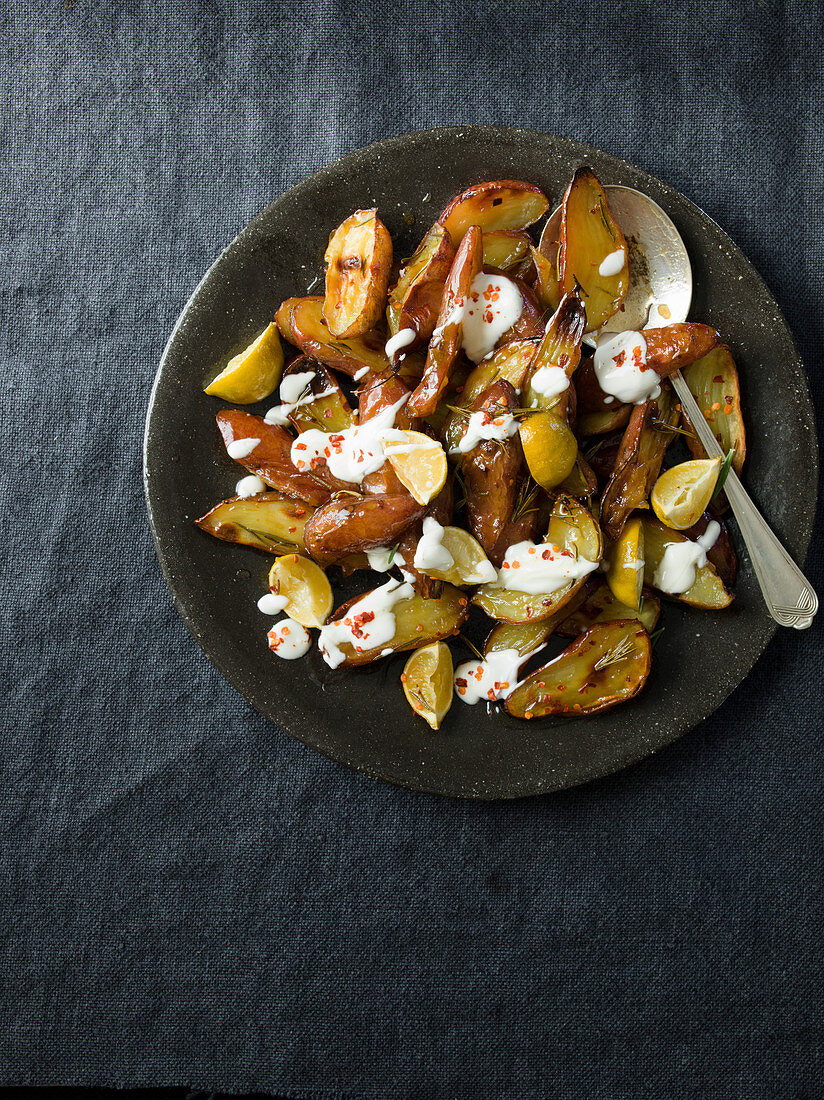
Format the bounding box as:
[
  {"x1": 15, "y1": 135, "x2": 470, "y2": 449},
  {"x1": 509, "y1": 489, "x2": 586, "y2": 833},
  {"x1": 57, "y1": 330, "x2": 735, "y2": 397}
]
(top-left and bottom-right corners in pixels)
[
  {"x1": 380, "y1": 430, "x2": 447, "y2": 505},
  {"x1": 268, "y1": 554, "x2": 333, "y2": 628},
  {"x1": 651, "y1": 457, "x2": 723, "y2": 530},
  {"x1": 401, "y1": 641, "x2": 453, "y2": 730},
  {"x1": 204, "y1": 323, "x2": 284, "y2": 403},
  {"x1": 519, "y1": 411, "x2": 578, "y2": 491}
]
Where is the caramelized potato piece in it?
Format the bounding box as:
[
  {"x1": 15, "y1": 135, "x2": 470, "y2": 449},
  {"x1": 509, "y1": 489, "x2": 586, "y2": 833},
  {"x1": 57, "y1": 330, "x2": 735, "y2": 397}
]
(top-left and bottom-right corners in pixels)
[
  {"x1": 642, "y1": 517, "x2": 733, "y2": 609},
  {"x1": 644, "y1": 324, "x2": 719, "y2": 376},
  {"x1": 195, "y1": 493, "x2": 313, "y2": 554},
  {"x1": 482, "y1": 230, "x2": 531, "y2": 271},
  {"x1": 681, "y1": 345, "x2": 746, "y2": 473},
  {"x1": 505, "y1": 620, "x2": 651, "y2": 719},
  {"x1": 556, "y1": 580, "x2": 660, "y2": 636},
  {"x1": 558, "y1": 168, "x2": 629, "y2": 332},
  {"x1": 304, "y1": 494, "x2": 426, "y2": 566},
  {"x1": 323, "y1": 208, "x2": 392, "y2": 338},
  {"x1": 438, "y1": 180, "x2": 549, "y2": 248},
  {"x1": 529, "y1": 244, "x2": 561, "y2": 313},
  {"x1": 578, "y1": 405, "x2": 632, "y2": 437},
  {"x1": 473, "y1": 494, "x2": 603, "y2": 623},
  {"x1": 387, "y1": 223, "x2": 455, "y2": 341},
  {"x1": 441, "y1": 338, "x2": 537, "y2": 456},
  {"x1": 522, "y1": 292, "x2": 587, "y2": 414},
  {"x1": 600, "y1": 386, "x2": 678, "y2": 541},
  {"x1": 558, "y1": 450, "x2": 599, "y2": 499},
  {"x1": 323, "y1": 583, "x2": 469, "y2": 667},
  {"x1": 460, "y1": 380, "x2": 523, "y2": 562},
  {"x1": 280, "y1": 358, "x2": 353, "y2": 434},
  {"x1": 216, "y1": 409, "x2": 343, "y2": 505},
  {"x1": 407, "y1": 225, "x2": 482, "y2": 417},
  {"x1": 483, "y1": 587, "x2": 589, "y2": 655},
  {"x1": 276, "y1": 296, "x2": 390, "y2": 378}
]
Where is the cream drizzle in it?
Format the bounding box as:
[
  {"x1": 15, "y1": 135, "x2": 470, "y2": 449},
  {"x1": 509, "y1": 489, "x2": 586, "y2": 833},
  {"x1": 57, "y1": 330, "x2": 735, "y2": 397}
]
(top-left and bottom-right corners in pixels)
[
  {"x1": 653, "y1": 522, "x2": 720, "y2": 594},
  {"x1": 318, "y1": 578, "x2": 415, "y2": 668},
  {"x1": 291, "y1": 394, "x2": 408, "y2": 483},
  {"x1": 593, "y1": 330, "x2": 661, "y2": 405}
]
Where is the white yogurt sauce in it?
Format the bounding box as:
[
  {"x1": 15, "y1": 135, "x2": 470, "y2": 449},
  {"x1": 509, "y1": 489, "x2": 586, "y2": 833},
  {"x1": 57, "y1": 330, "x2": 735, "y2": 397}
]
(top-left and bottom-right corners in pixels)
[
  {"x1": 413, "y1": 518, "x2": 454, "y2": 573},
  {"x1": 318, "y1": 578, "x2": 415, "y2": 668},
  {"x1": 353, "y1": 365, "x2": 370, "y2": 381},
  {"x1": 365, "y1": 546, "x2": 396, "y2": 572},
  {"x1": 454, "y1": 649, "x2": 525, "y2": 704},
  {"x1": 653, "y1": 522, "x2": 721, "y2": 594},
  {"x1": 598, "y1": 248, "x2": 627, "y2": 277},
  {"x1": 593, "y1": 330, "x2": 661, "y2": 405},
  {"x1": 461, "y1": 273, "x2": 523, "y2": 363},
  {"x1": 227, "y1": 437, "x2": 260, "y2": 460},
  {"x1": 257, "y1": 592, "x2": 289, "y2": 615},
  {"x1": 236, "y1": 474, "x2": 266, "y2": 498},
  {"x1": 291, "y1": 393, "x2": 408, "y2": 483},
  {"x1": 451, "y1": 408, "x2": 519, "y2": 455},
  {"x1": 264, "y1": 371, "x2": 337, "y2": 427},
  {"x1": 385, "y1": 327, "x2": 416, "y2": 359},
  {"x1": 267, "y1": 617, "x2": 312, "y2": 659},
  {"x1": 529, "y1": 363, "x2": 569, "y2": 402},
  {"x1": 495, "y1": 540, "x2": 599, "y2": 595}
]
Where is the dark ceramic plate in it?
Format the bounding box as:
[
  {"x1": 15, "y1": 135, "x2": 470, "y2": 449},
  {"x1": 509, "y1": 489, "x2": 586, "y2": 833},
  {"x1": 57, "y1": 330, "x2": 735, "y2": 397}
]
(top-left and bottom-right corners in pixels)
[{"x1": 144, "y1": 127, "x2": 817, "y2": 799}]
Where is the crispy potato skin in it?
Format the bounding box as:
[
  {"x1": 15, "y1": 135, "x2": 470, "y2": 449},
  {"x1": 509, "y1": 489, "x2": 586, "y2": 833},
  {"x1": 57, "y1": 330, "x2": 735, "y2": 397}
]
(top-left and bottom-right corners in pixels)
[
  {"x1": 216, "y1": 409, "x2": 348, "y2": 505},
  {"x1": 276, "y1": 296, "x2": 390, "y2": 378},
  {"x1": 505, "y1": 620, "x2": 651, "y2": 718},
  {"x1": 387, "y1": 223, "x2": 455, "y2": 343},
  {"x1": 195, "y1": 492, "x2": 313, "y2": 554},
  {"x1": 460, "y1": 380, "x2": 523, "y2": 565},
  {"x1": 644, "y1": 323, "x2": 719, "y2": 376},
  {"x1": 505, "y1": 277, "x2": 544, "y2": 341},
  {"x1": 304, "y1": 494, "x2": 425, "y2": 566},
  {"x1": 681, "y1": 344, "x2": 746, "y2": 485},
  {"x1": 323, "y1": 208, "x2": 393, "y2": 338},
  {"x1": 599, "y1": 387, "x2": 677, "y2": 541},
  {"x1": 438, "y1": 180, "x2": 549, "y2": 247},
  {"x1": 407, "y1": 225, "x2": 482, "y2": 417},
  {"x1": 281, "y1": 356, "x2": 353, "y2": 433}
]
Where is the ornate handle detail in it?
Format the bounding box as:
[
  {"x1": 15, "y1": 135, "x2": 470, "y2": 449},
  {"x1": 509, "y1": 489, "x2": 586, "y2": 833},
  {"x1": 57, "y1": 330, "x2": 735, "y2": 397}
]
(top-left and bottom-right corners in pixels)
[{"x1": 670, "y1": 372, "x2": 818, "y2": 630}]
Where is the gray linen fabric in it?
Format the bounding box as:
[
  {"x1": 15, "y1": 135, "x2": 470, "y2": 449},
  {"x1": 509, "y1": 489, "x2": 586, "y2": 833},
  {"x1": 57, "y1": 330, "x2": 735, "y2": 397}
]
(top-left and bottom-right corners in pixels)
[{"x1": 1, "y1": 1, "x2": 822, "y2": 1097}]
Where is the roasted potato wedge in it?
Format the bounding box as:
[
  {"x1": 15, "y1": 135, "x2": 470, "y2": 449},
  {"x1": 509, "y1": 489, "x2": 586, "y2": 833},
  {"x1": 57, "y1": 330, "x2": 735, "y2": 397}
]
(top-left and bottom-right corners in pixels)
[
  {"x1": 529, "y1": 244, "x2": 561, "y2": 313},
  {"x1": 558, "y1": 168, "x2": 629, "y2": 332},
  {"x1": 321, "y1": 582, "x2": 469, "y2": 668},
  {"x1": 407, "y1": 224, "x2": 482, "y2": 417},
  {"x1": 483, "y1": 587, "x2": 589, "y2": 656},
  {"x1": 642, "y1": 517, "x2": 734, "y2": 609},
  {"x1": 304, "y1": 493, "x2": 426, "y2": 566},
  {"x1": 643, "y1": 323, "x2": 719, "y2": 377},
  {"x1": 505, "y1": 620, "x2": 651, "y2": 718},
  {"x1": 196, "y1": 493, "x2": 313, "y2": 554},
  {"x1": 578, "y1": 405, "x2": 632, "y2": 437},
  {"x1": 556, "y1": 580, "x2": 661, "y2": 636},
  {"x1": 387, "y1": 223, "x2": 455, "y2": 341},
  {"x1": 600, "y1": 386, "x2": 678, "y2": 541},
  {"x1": 438, "y1": 180, "x2": 549, "y2": 247},
  {"x1": 216, "y1": 409, "x2": 344, "y2": 505},
  {"x1": 275, "y1": 296, "x2": 390, "y2": 378},
  {"x1": 322, "y1": 208, "x2": 392, "y2": 338},
  {"x1": 441, "y1": 338, "x2": 537, "y2": 456},
  {"x1": 681, "y1": 345, "x2": 746, "y2": 474},
  {"x1": 522, "y1": 292, "x2": 587, "y2": 414},
  {"x1": 280, "y1": 357, "x2": 353, "y2": 434},
  {"x1": 482, "y1": 230, "x2": 531, "y2": 271},
  {"x1": 558, "y1": 450, "x2": 599, "y2": 500},
  {"x1": 473, "y1": 494, "x2": 603, "y2": 623},
  {"x1": 460, "y1": 380, "x2": 523, "y2": 562}
]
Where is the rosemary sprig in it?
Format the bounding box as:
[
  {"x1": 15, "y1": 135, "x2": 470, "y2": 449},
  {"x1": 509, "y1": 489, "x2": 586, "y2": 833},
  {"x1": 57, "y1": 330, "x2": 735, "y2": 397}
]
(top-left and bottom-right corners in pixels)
[
  {"x1": 387, "y1": 543, "x2": 399, "y2": 566},
  {"x1": 711, "y1": 448, "x2": 735, "y2": 501},
  {"x1": 593, "y1": 634, "x2": 635, "y2": 670},
  {"x1": 237, "y1": 524, "x2": 291, "y2": 550},
  {"x1": 459, "y1": 634, "x2": 486, "y2": 662},
  {"x1": 650, "y1": 418, "x2": 696, "y2": 440},
  {"x1": 649, "y1": 627, "x2": 665, "y2": 647},
  {"x1": 512, "y1": 476, "x2": 540, "y2": 525}
]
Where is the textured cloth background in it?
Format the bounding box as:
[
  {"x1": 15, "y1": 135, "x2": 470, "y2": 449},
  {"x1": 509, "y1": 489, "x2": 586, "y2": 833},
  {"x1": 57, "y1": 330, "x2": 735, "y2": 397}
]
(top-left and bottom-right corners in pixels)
[{"x1": 2, "y1": 2, "x2": 823, "y2": 1097}]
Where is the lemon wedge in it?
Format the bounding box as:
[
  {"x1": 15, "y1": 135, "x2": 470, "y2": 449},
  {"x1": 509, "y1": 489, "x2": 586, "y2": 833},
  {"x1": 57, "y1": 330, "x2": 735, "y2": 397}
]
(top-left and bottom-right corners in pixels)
[
  {"x1": 605, "y1": 517, "x2": 645, "y2": 610},
  {"x1": 380, "y1": 429, "x2": 447, "y2": 505},
  {"x1": 416, "y1": 525, "x2": 497, "y2": 586},
  {"x1": 401, "y1": 641, "x2": 453, "y2": 731},
  {"x1": 651, "y1": 457, "x2": 722, "y2": 530},
  {"x1": 519, "y1": 411, "x2": 577, "y2": 491},
  {"x1": 204, "y1": 322, "x2": 284, "y2": 403},
  {"x1": 268, "y1": 554, "x2": 333, "y2": 628}
]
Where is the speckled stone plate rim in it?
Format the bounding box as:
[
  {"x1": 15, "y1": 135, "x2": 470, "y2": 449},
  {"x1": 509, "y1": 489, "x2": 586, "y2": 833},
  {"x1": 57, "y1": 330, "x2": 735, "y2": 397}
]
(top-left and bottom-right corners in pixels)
[{"x1": 144, "y1": 125, "x2": 818, "y2": 800}]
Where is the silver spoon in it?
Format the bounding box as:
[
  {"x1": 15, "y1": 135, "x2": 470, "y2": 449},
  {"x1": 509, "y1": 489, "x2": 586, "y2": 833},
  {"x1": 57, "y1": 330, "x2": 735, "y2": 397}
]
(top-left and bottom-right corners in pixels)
[{"x1": 541, "y1": 185, "x2": 817, "y2": 629}]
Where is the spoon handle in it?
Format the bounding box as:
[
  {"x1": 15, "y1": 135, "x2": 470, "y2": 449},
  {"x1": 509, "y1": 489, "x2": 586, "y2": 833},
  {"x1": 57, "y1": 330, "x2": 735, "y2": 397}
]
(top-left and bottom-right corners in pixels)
[{"x1": 669, "y1": 371, "x2": 817, "y2": 629}]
